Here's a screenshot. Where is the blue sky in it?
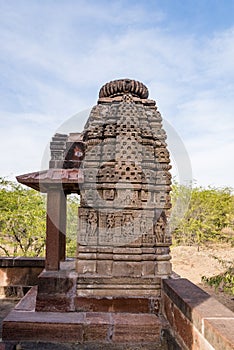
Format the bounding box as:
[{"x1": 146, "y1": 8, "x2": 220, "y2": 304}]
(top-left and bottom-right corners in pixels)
[{"x1": 0, "y1": 0, "x2": 234, "y2": 188}]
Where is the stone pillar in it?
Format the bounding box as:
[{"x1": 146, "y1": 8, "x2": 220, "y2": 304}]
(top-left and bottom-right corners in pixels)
[
  {"x1": 45, "y1": 190, "x2": 67, "y2": 271},
  {"x1": 59, "y1": 192, "x2": 67, "y2": 261}
]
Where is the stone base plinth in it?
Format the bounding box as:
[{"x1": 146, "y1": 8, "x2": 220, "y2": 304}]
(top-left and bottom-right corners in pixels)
[
  {"x1": 75, "y1": 295, "x2": 160, "y2": 314},
  {"x1": 76, "y1": 247, "x2": 171, "y2": 298},
  {"x1": 77, "y1": 275, "x2": 161, "y2": 298},
  {"x1": 36, "y1": 269, "x2": 77, "y2": 312},
  {"x1": 77, "y1": 246, "x2": 172, "y2": 280},
  {"x1": 2, "y1": 286, "x2": 165, "y2": 349}
]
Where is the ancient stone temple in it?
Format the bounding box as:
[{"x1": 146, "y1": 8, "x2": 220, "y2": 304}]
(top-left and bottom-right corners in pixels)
[
  {"x1": 3, "y1": 79, "x2": 234, "y2": 350},
  {"x1": 3, "y1": 79, "x2": 173, "y2": 348},
  {"x1": 76, "y1": 78, "x2": 172, "y2": 297},
  {"x1": 29, "y1": 78, "x2": 172, "y2": 298}
]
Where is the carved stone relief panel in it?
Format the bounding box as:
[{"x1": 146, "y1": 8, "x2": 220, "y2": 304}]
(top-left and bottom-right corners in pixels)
[
  {"x1": 86, "y1": 210, "x2": 98, "y2": 245},
  {"x1": 141, "y1": 189, "x2": 149, "y2": 202},
  {"x1": 97, "y1": 164, "x2": 116, "y2": 183},
  {"x1": 84, "y1": 125, "x2": 103, "y2": 140},
  {"x1": 121, "y1": 212, "x2": 134, "y2": 238},
  {"x1": 99, "y1": 212, "x2": 116, "y2": 245},
  {"x1": 142, "y1": 168, "x2": 156, "y2": 184},
  {"x1": 102, "y1": 142, "x2": 116, "y2": 161},
  {"x1": 155, "y1": 148, "x2": 170, "y2": 163},
  {"x1": 104, "y1": 124, "x2": 117, "y2": 138},
  {"x1": 154, "y1": 211, "x2": 167, "y2": 243},
  {"x1": 115, "y1": 163, "x2": 142, "y2": 183},
  {"x1": 78, "y1": 208, "x2": 91, "y2": 245},
  {"x1": 51, "y1": 151, "x2": 64, "y2": 161},
  {"x1": 81, "y1": 188, "x2": 99, "y2": 207},
  {"x1": 154, "y1": 192, "x2": 171, "y2": 209},
  {"x1": 84, "y1": 144, "x2": 102, "y2": 162},
  {"x1": 142, "y1": 144, "x2": 155, "y2": 161},
  {"x1": 102, "y1": 188, "x2": 116, "y2": 201},
  {"x1": 135, "y1": 212, "x2": 154, "y2": 246},
  {"x1": 155, "y1": 171, "x2": 172, "y2": 185},
  {"x1": 116, "y1": 189, "x2": 139, "y2": 208},
  {"x1": 83, "y1": 168, "x2": 97, "y2": 183}
]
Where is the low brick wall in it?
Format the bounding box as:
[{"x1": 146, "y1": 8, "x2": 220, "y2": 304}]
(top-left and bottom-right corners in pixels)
[
  {"x1": 0, "y1": 257, "x2": 45, "y2": 298},
  {"x1": 162, "y1": 278, "x2": 234, "y2": 350}
]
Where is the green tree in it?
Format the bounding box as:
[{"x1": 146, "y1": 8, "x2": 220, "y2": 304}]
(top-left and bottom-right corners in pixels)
[
  {"x1": 66, "y1": 194, "x2": 79, "y2": 257},
  {"x1": 0, "y1": 177, "x2": 46, "y2": 256},
  {"x1": 171, "y1": 184, "x2": 234, "y2": 247},
  {"x1": 1, "y1": 177, "x2": 233, "y2": 257}
]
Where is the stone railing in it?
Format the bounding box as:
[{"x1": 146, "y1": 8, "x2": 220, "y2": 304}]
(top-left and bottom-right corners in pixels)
[{"x1": 162, "y1": 278, "x2": 234, "y2": 350}]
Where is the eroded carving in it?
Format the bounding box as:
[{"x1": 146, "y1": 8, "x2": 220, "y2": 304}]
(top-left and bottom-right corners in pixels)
[
  {"x1": 73, "y1": 78, "x2": 172, "y2": 280},
  {"x1": 122, "y1": 213, "x2": 134, "y2": 237},
  {"x1": 87, "y1": 211, "x2": 98, "y2": 237}
]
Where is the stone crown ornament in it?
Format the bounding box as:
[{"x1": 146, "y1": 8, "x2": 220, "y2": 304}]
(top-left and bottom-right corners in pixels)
[{"x1": 99, "y1": 78, "x2": 149, "y2": 99}]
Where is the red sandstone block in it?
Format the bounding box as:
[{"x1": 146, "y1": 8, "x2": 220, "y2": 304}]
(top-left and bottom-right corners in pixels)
[
  {"x1": 85, "y1": 312, "x2": 111, "y2": 325},
  {"x1": 75, "y1": 296, "x2": 151, "y2": 313},
  {"x1": 192, "y1": 297, "x2": 234, "y2": 333},
  {"x1": 162, "y1": 291, "x2": 194, "y2": 349},
  {"x1": 3, "y1": 322, "x2": 83, "y2": 342},
  {"x1": 173, "y1": 303, "x2": 193, "y2": 349},
  {"x1": 163, "y1": 278, "x2": 234, "y2": 332},
  {"x1": 77, "y1": 260, "x2": 96, "y2": 274},
  {"x1": 112, "y1": 313, "x2": 161, "y2": 343},
  {"x1": 15, "y1": 285, "x2": 37, "y2": 311},
  {"x1": 37, "y1": 270, "x2": 77, "y2": 295},
  {"x1": 83, "y1": 312, "x2": 111, "y2": 342},
  {"x1": 203, "y1": 318, "x2": 234, "y2": 350},
  {"x1": 96, "y1": 260, "x2": 113, "y2": 275},
  {"x1": 83, "y1": 324, "x2": 109, "y2": 342},
  {"x1": 162, "y1": 278, "x2": 210, "y2": 320},
  {"x1": 162, "y1": 293, "x2": 174, "y2": 327},
  {"x1": 3, "y1": 311, "x2": 85, "y2": 342},
  {"x1": 142, "y1": 261, "x2": 155, "y2": 276},
  {"x1": 75, "y1": 297, "x2": 110, "y2": 312},
  {"x1": 192, "y1": 326, "x2": 216, "y2": 350},
  {"x1": 163, "y1": 278, "x2": 234, "y2": 350},
  {"x1": 112, "y1": 261, "x2": 142, "y2": 277},
  {"x1": 112, "y1": 297, "x2": 150, "y2": 313},
  {"x1": 36, "y1": 295, "x2": 74, "y2": 312},
  {"x1": 0, "y1": 266, "x2": 43, "y2": 286}
]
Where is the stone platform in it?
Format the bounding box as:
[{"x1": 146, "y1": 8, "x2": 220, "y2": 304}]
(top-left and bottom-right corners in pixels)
[{"x1": 2, "y1": 286, "x2": 168, "y2": 349}]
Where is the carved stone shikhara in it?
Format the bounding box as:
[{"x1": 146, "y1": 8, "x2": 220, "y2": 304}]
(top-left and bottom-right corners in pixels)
[
  {"x1": 34, "y1": 78, "x2": 172, "y2": 296},
  {"x1": 76, "y1": 78, "x2": 172, "y2": 296}
]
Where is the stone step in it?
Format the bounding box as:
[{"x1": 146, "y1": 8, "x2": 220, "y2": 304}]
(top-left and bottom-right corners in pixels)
[
  {"x1": 1, "y1": 341, "x2": 167, "y2": 350},
  {"x1": 2, "y1": 285, "x2": 168, "y2": 348},
  {"x1": 3, "y1": 310, "x2": 162, "y2": 345}
]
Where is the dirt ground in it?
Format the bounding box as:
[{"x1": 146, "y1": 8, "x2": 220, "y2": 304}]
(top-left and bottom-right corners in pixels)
[{"x1": 171, "y1": 243, "x2": 234, "y2": 312}]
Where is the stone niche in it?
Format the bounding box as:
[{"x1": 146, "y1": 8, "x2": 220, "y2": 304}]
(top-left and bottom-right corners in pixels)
[{"x1": 76, "y1": 78, "x2": 172, "y2": 297}]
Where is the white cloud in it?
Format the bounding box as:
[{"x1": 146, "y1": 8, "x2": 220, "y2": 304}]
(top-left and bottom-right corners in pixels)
[{"x1": 0, "y1": 2, "x2": 234, "y2": 188}]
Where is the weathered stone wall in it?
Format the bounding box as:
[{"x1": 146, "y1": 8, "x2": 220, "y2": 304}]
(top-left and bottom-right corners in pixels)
[
  {"x1": 0, "y1": 258, "x2": 44, "y2": 298},
  {"x1": 162, "y1": 278, "x2": 234, "y2": 350}
]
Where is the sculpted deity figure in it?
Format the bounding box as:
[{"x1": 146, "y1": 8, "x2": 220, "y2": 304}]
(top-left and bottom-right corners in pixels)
[
  {"x1": 122, "y1": 213, "x2": 134, "y2": 237},
  {"x1": 106, "y1": 213, "x2": 115, "y2": 242},
  {"x1": 155, "y1": 211, "x2": 166, "y2": 243},
  {"x1": 140, "y1": 216, "x2": 147, "y2": 235},
  {"x1": 87, "y1": 211, "x2": 98, "y2": 236}
]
